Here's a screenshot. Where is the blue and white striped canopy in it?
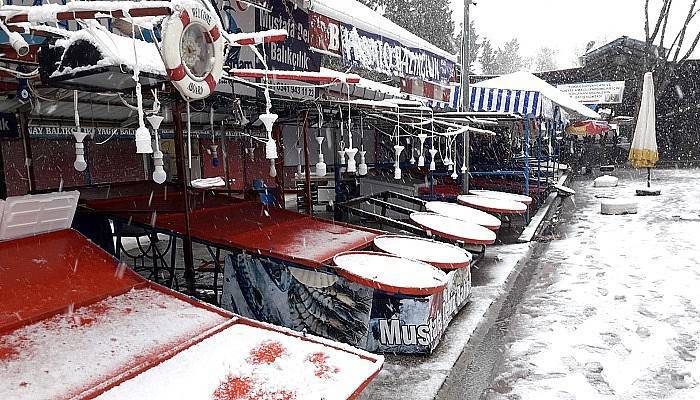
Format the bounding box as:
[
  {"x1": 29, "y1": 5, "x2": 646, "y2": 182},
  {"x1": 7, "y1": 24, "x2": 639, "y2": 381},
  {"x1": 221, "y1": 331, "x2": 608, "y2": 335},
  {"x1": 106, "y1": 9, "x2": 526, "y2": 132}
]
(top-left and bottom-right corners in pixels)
[{"x1": 469, "y1": 87, "x2": 544, "y2": 117}]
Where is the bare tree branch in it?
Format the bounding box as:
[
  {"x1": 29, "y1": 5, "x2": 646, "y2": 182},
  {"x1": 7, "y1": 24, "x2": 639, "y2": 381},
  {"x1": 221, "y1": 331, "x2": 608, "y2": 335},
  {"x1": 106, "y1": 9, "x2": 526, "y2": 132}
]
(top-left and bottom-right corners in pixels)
[
  {"x1": 650, "y1": 0, "x2": 673, "y2": 42},
  {"x1": 671, "y1": 0, "x2": 698, "y2": 62}
]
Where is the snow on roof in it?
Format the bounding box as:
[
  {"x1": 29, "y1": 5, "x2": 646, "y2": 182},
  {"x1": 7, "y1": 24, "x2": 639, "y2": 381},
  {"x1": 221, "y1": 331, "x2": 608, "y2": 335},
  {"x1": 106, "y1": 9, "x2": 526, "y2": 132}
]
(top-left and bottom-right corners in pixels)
[
  {"x1": 0, "y1": 1, "x2": 183, "y2": 24},
  {"x1": 473, "y1": 71, "x2": 600, "y2": 119},
  {"x1": 310, "y1": 0, "x2": 457, "y2": 63},
  {"x1": 53, "y1": 24, "x2": 165, "y2": 77}
]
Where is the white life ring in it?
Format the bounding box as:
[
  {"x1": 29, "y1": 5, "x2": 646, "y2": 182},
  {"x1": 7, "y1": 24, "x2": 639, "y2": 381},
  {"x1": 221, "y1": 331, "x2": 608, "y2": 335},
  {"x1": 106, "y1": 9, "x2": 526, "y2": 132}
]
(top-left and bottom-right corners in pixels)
[{"x1": 161, "y1": 4, "x2": 224, "y2": 100}]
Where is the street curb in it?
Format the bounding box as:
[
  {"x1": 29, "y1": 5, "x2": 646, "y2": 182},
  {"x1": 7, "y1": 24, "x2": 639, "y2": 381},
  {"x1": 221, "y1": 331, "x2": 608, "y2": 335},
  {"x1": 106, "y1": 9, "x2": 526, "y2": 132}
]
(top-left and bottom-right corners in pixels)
[
  {"x1": 434, "y1": 243, "x2": 536, "y2": 400},
  {"x1": 518, "y1": 173, "x2": 571, "y2": 243},
  {"x1": 434, "y1": 176, "x2": 570, "y2": 399}
]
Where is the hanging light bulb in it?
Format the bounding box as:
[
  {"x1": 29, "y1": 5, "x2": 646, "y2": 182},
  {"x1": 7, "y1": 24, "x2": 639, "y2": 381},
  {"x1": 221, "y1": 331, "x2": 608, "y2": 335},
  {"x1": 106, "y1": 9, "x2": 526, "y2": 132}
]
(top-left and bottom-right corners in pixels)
[
  {"x1": 259, "y1": 112, "x2": 278, "y2": 177},
  {"x1": 260, "y1": 112, "x2": 278, "y2": 160},
  {"x1": 346, "y1": 148, "x2": 358, "y2": 173},
  {"x1": 269, "y1": 159, "x2": 277, "y2": 178},
  {"x1": 134, "y1": 82, "x2": 153, "y2": 154},
  {"x1": 147, "y1": 114, "x2": 166, "y2": 184},
  {"x1": 393, "y1": 144, "x2": 404, "y2": 180},
  {"x1": 429, "y1": 148, "x2": 438, "y2": 171},
  {"x1": 417, "y1": 133, "x2": 427, "y2": 167},
  {"x1": 296, "y1": 146, "x2": 303, "y2": 177},
  {"x1": 315, "y1": 136, "x2": 327, "y2": 177},
  {"x1": 209, "y1": 106, "x2": 219, "y2": 167},
  {"x1": 72, "y1": 90, "x2": 87, "y2": 172},
  {"x1": 358, "y1": 150, "x2": 368, "y2": 176},
  {"x1": 358, "y1": 115, "x2": 368, "y2": 176},
  {"x1": 73, "y1": 128, "x2": 87, "y2": 172}
]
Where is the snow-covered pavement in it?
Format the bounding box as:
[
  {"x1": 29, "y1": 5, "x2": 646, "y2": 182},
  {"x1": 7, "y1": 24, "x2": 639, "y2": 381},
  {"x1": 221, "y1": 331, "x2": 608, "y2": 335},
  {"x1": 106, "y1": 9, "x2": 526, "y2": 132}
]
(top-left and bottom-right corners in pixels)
[{"x1": 486, "y1": 169, "x2": 700, "y2": 400}]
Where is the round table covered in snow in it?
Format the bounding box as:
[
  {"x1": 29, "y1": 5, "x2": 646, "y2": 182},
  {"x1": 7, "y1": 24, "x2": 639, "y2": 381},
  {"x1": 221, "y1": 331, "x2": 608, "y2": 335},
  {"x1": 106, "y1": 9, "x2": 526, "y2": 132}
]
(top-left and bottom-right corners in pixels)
[
  {"x1": 457, "y1": 195, "x2": 528, "y2": 215},
  {"x1": 373, "y1": 234, "x2": 472, "y2": 270},
  {"x1": 425, "y1": 201, "x2": 502, "y2": 231},
  {"x1": 410, "y1": 212, "x2": 497, "y2": 246}
]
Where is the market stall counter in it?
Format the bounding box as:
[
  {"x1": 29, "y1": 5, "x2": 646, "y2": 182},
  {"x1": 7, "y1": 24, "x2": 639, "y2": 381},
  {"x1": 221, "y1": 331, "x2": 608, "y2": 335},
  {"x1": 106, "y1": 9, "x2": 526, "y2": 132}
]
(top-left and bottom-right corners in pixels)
[
  {"x1": 86, "y1": 192, "x2": 474, "y2": 354},
  {"x1": 0, "y1": 193, "x2": 383, "y2": 400}
]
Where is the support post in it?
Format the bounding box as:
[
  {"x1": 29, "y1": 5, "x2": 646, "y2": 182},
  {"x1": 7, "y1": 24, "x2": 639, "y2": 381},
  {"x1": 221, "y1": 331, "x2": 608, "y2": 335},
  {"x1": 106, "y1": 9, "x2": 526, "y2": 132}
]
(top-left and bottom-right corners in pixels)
[
  {"x1": 302, "y1": 111, "x2": 313, "y2": 215},
  {"x1": 460, "y1": 0, "x2": 471, "y2": 193},
  {"x1": 524, "y1": 116, "x2": 530, "y2": 198},
  {"x1": 17, "y1": 110, "x2": 34, "y2": 194},
  {"x1": 172, "y1": 100, "x2": 196, "y2": 295},
  {"x1": 273, "y1": 124, "x2": 284, "y2": 206}
]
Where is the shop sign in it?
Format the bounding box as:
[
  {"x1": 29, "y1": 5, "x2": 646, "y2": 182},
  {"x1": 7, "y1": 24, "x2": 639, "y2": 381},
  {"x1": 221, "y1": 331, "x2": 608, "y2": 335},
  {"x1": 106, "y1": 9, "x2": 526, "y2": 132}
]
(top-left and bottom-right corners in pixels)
[
  {"x1": 309, "y1": 12, "x2": 341, "y2": 57},
  {"x1": 257, "y1": 0, "x2": 321, "y2": 72},
  {"x1": 0, "y1": 113, "x2": 19, "y2": 139},
  {"x1": 557, "y1": 81, "x2": 626, "y2": 104},
  {"x1": 341, "y1": 24, "x2": 455, "y2": 85}
]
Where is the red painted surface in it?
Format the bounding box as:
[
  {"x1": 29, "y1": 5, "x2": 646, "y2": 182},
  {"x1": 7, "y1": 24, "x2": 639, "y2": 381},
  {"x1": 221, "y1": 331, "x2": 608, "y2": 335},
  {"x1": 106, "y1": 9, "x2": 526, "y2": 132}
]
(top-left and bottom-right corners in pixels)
[
  {"x1": 87, "y1": 139, "x2": 145, "y2": 185},
  {"x1": 0, "y1": 229, "x2": 143, "y2": 332},
  {"x1": 212, "y1": 376, "x2": 296, "y2": 400},
  {"x1": 0, "y1": 229, "x2": 382, "y2": 400},
  {"x1": 87, "y1": 198, "x2": 379, "y2": 268},
  {"x1": 248, "y1": 340, "x2": 285, "y2": 365},
  {"x1": 30, "y1": 139, "x2": 85, "y2": 191},
  {"x1": 308, "y1": 352, "x2": 340, "y2": 378},
  {"x1": 1, "y1": 139, "x2": 29, "y2": 196}
]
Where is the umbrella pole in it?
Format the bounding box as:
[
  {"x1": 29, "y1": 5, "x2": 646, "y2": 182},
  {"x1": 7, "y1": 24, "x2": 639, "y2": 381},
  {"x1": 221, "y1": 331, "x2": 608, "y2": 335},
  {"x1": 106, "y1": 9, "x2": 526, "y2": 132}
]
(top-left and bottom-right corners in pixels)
[{"x1": 647, "y1": 167, "x2": 651, "y2": 188}]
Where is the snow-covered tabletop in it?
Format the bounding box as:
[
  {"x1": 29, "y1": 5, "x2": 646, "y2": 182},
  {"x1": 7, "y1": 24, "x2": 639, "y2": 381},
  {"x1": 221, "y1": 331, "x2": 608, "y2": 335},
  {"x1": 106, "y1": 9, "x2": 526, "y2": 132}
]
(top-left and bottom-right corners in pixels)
[
  {"x1": 470, "y1": 189, "x2": 534, "y2": 205},
  {"x1": 410, "y1": 212, "x2": 497, "y2": 245},
  {"x1": 333, "y1": 251, "x2": 447, "y2": 296},
  {"x1": 425, "y1": 201, "x2": 502, "y2": 231},
  {"x1": 373, "y1": 235, "x2": 472, "y2": 270},
  {"x1": 0, "y1": 288, "x2": 227, "y2": 400},
  {"x1": 95, "y1": 323, "x2": 381, "y2": 400},
  {"x1": 457, "y1": 195, "x2": 528, "y2": 215}
]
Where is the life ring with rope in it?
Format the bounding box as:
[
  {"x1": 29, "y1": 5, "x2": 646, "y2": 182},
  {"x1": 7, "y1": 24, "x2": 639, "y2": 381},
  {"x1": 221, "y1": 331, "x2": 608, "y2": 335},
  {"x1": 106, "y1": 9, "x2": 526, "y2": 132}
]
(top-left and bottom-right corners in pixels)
[{"x1": 160, "y1": 3, "x2": 224, "y2": 100}]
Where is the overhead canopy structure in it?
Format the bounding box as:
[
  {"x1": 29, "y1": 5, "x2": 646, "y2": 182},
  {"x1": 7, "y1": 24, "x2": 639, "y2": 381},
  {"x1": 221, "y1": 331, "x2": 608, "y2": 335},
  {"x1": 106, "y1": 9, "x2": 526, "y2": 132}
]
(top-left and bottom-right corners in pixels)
[{"x1": 470, "y1": 71, "x2": 601, "y2": 120}]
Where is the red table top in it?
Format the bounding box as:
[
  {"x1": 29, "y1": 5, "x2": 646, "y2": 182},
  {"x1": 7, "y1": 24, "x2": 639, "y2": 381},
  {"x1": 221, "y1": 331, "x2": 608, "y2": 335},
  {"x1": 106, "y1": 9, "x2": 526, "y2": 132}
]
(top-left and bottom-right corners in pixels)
[
  {"x1": 0, "y1": 230, "x2": 143, "y2": 332},
  {"x1": 87, "y1": 197, "x2": 379, "y2": 269}
]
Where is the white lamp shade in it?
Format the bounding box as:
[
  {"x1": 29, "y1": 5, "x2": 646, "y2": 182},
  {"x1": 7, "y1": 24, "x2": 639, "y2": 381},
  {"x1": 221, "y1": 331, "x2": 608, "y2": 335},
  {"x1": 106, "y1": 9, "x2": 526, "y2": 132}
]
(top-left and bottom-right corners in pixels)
[
  {"x1": 259, "y1": 113, "x2": 278, "y2": 135},
  {"x1": 345, "y1": 148, "x2": 358, "y2": 173},
  {"x1": 146, "y1": 114, "x2": 164, "y2": 130}
]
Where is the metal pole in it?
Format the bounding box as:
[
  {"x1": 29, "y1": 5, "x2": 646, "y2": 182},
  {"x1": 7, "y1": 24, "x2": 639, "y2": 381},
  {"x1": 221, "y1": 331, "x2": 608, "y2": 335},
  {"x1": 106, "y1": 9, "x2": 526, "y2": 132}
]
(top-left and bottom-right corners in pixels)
[
  {"x1": 302, "y1": 111, "x2": 313, "y2": 215},
  {"x1": 18, "y1": 110, "x2": 35, "y2": 194},
  {"x1": 172, "y1": 100, "x2": 196, "y2": 295},
  {"x1": 460, "y1": 0, "x2": 471, "y2": 193}
]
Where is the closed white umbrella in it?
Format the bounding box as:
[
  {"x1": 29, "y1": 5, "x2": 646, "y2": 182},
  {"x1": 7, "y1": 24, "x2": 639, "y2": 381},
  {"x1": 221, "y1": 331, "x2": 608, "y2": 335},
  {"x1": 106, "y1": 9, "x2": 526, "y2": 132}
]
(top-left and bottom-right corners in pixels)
[{"x1": 629, "y1": 72, "x2": 660, "y2": 194}]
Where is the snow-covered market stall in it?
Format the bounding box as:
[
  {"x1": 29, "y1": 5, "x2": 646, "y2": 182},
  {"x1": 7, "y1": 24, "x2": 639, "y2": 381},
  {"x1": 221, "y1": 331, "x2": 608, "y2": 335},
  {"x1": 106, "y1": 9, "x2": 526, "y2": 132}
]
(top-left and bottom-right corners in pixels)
[
  {"x1": 0, "y1": 3, "x2": 513, "y2": 391},
  {"x1": 463, "y1": 71, "x2": 600, "y2": 201}
]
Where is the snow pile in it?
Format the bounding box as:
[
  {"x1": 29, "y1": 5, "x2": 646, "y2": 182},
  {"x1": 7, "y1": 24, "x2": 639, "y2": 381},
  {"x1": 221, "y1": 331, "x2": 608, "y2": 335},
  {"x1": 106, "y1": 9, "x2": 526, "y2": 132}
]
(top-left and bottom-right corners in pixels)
[
  {"x1": 601, "y1": 198, "x2": 638, "y2": 215},
  {"x1": 0, "y1": 288, "x2": 226, "y2": 399},
  {"x1": 486, "y1": 169, "x2": 700, "y2": 399},
  {"x1": 52, "y1": 24, "x2": 164, "y2": 77},
  {"x1": 594, "y1": 175, "x2": 620, "y2": 188},
  {"x1": 95, "y1": 323, "x2": 381, "y2": 400}
]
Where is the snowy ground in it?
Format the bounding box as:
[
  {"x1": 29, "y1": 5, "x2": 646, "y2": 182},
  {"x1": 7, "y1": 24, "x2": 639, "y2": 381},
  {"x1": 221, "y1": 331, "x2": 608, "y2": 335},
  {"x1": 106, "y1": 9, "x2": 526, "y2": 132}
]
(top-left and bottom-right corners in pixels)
[{"x1": 484, "y1": 168, "x2": 700, "y2": 400}]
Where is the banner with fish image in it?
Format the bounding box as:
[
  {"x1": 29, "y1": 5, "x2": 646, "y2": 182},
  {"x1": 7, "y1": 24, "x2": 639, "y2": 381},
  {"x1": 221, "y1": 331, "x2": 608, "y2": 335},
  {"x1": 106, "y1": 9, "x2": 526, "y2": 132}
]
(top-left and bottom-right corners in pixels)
[{"x1": 222, "y1": 253, "x2": 471, "y2": 354}]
